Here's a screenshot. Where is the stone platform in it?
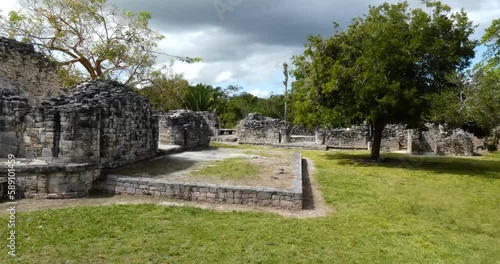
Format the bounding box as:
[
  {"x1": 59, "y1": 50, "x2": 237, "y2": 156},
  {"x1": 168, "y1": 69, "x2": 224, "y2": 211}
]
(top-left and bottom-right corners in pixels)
[{"x1": 96, "y1": 151, "x2": 304, "y2": 210}]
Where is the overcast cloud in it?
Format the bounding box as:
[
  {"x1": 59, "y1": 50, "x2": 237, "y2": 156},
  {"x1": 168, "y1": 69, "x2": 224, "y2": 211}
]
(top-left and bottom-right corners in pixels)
[{"x1": 2, "y1": 0, "x2": 499, "y2": 96}]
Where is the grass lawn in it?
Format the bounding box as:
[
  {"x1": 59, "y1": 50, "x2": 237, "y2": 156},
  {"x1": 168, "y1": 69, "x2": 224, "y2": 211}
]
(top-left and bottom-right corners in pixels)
[{"x1": 1, "y1": 147, "x2": 499, "y2": 263}]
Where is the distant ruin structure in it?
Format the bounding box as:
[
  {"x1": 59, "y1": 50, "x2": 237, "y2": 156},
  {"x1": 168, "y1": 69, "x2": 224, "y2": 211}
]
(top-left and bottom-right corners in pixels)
[
  {"x1": 158, "y1": 110, "x2": 218, "y2": 149},
  {"x1": 236, "y1": 113, "x2": 483, "y2": 156},
  {"x1": 236, "y1": 113, "x2": 291, "y2": 145}
]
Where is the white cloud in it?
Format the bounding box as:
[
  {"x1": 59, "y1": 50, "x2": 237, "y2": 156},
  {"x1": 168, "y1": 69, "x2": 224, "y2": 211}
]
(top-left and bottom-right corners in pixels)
[
  {"x1": 248, "y1": 88, "x2": 270, "y2": 98},
  {"x1": 215, "y1": 71, "x2": 234, "y2": 83}
]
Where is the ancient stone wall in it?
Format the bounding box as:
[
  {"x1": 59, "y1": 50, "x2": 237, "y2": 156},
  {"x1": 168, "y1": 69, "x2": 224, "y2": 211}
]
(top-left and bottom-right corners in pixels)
[
  {"x1": 411, "y1": 124, "x2": 475, "y2": 156},
  {"x1": 380, "y1": 124, "x2": 409, "y2": 151},
  {"x1": 98, "y1": 152, "x2": 304, "y2": 210},
  {"x1": 323, "y1": 126, "x2": 370, "y2": 149},
  {"x1": 158, "y1": 110, "x2": 216, "y2": 149},
  {"x1": 199, "y1": 111, "x2": 220, "y2": 136},
  {"x1": 22, "y1": 80, "x2": 159, "y2": 167},
  {"x1": 0, "y1": 88, "x2": 31, "y2": 158},
  {"x1": 237, "y1": 113, "x2": 291, "y2": 145},
  {"x1": 0, "y1": 37, "x2": 62, "y2": 104},
  {"x1": 0, "y1": 160, "x2": 99, "y2": 198},
  {"x1": 1, "y1": 80, "x2": 158, "y2": 167}
]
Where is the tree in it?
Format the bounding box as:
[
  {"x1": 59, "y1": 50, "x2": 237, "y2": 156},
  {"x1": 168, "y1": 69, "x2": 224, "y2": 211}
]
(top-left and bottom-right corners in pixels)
[
  {"x1": 0, "y1": 0, "x2": 200, "y2": 87},
  {"x1": 138, "y1": 62, "x2": 190, "y2": 112},
  {"x1": 431, "y1": 19, "x2": 500, "y2": 142},
  {"x1": 292, "y1": 1, "x2": 477, "y2": 160},
  {"x1": 482, "y1": 19, "x2": 500, "y2": 68},
  {"x1": 185, "y1": 84, "x2": 220, "y2": 112}
]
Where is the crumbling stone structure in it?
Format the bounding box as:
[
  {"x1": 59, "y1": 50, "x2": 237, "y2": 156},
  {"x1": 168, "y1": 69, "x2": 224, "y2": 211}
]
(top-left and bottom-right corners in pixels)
[
  {"x1": 1, "y1": 79, "x2": 159, "y2": 198},
  {"x1": 237, "y1": 113, "x2": 291, "y2": 145},
  {"x1": 323, "y1": 126, "x2": 371, "y2": 150},
  {"x1": 2, "y1": 80, "x2": 159, "y2": 166},
  {"x1": 158, "y1": 110, "x2": 217, "y2": 149},
  {"x1": 0, "y1": 37, "x2": 62, "y2": 104},
  {"x1": 411, "y1": 124, "x2": 476, "y2": 156},
  {"x1": 1, "y1": 37, "x2": 160, "y2": 199},
  {"x1": 236, "y1": 112, "x2": 480, "y2": 156}
]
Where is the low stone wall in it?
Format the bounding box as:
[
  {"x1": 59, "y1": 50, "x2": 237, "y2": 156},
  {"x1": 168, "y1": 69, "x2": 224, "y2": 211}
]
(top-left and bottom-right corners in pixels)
[
  {"x1": 97, "y1": 152, "x2": 304, "y2": 210},
  {"x1": 237, "y1": 113, "x2": 291, "y2": 145},
  {"x1": 158, "y1": 110, "x2": 217, "y2": 149},
  {"x1": 0, "y1": 160, "x2": 99, "y2": 198},
  {"x1": 324, "y1": 126, "x2": 370, "y2": 149}
]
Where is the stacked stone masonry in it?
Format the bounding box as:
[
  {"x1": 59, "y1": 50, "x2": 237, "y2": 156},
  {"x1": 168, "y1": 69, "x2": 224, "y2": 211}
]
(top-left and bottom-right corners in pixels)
[
  {"x1": 158, "y1": 110, "x2": 217, "y2": 149},
  {"x1": 0, "y1": 36, "x2": 62, "y2": 104},
  {"x1": 411, "y1": 124, "x2": 477, "y2": 156},
  {"x1": 237, "y1": 113, "x2": 291, "y2": 145},
  {"x1": 236, "y1": 113, "x2": 482, "y2": 156},
  {"x1": 98, "y1": 152, "x2": 304, "y2": 210},
  {"x1": 0, "y1": 160, "x2": 99, "y2": 198},
  {"x1": 18, "y1": 80, "x2": 159, "y2": 167}
]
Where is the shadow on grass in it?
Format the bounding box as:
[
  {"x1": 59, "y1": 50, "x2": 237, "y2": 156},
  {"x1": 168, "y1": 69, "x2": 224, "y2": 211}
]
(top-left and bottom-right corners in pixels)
[
  {"x1": 323, "y1": 151, "x2": 500, "y2": 179},
  {"x1": 302, "y1": 159, "x2": 315, "y2": 210}
]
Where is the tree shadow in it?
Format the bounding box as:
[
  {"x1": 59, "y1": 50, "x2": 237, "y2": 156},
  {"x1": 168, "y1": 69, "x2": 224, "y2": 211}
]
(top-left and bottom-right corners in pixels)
[
  {"x1": 302, "y1": 158, "x2": 315, "y2": 210},
  {"x1": 323, "y1": 151, "x2": 500, "y2": 179}
]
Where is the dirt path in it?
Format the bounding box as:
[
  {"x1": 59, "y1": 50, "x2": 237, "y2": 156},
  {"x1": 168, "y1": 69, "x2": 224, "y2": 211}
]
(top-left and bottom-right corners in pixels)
[{"x1": 0, "y1": 158, "x2": 331, "y2": 219}]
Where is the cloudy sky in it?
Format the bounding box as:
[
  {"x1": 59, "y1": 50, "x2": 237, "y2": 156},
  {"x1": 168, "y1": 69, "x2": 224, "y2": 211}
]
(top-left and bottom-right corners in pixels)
[{"x1": 1, "y1": 0, "x2": 499, "y2": 97}]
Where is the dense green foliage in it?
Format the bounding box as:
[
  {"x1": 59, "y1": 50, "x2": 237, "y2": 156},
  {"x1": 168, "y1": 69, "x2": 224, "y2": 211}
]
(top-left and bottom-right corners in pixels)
[
  {"x1": 291, "y1": 1, "x2": 477, "y2": 159},
  {"x1": 138, "y1": 65, "x2": 190, "y2": 112},
  {"x1": 430, "y1": 18, "x2": 500, "y2": 143},
  {"x1": 1, "y1": 146, "x2": 498, "y2": 263},
  {"x1": 217, "y1": 91, "x2": 285, "y2": 128}
]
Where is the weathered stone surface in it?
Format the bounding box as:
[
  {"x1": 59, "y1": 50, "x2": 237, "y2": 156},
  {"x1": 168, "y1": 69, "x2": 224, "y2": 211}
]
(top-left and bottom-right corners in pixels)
[
  {"x1": 410, "y1": 124, "x2": 478, "y2": 156},
  {"x1": 97, "y1": 152, "x2": 305, "y2": 210},
  {"x1": 158, "y1": 110, "x2": 218, "y2": 149},
  {"x1": 237, "y1": 113, "x2": 291, "y2": 145},
  {"x1": 0, "y1": 36, "x2": 62, "y2": 104}
]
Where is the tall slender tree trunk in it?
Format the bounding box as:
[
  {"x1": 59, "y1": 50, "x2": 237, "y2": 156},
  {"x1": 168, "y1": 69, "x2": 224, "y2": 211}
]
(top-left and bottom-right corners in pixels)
[{"x1": 370, "y1": 121, "x2": 385, "y2": 160}]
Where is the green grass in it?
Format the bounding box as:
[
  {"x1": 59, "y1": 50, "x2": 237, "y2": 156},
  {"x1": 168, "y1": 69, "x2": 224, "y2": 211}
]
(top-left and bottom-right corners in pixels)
[
  {"x1": 1, "y1": 149, "x2": 499, "y2": 263},
  {"x1": 190, "y1": 157, "x2": 261, "y2": 180}
]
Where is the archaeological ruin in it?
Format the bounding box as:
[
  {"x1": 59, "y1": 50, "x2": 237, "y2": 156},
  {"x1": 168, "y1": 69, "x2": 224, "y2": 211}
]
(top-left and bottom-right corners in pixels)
[
  {"x1": 0, "y1": 37, "x2": 304, "y2": 210},
  {"x1": 236, "y1": 113, "x2": 484, "y2": 156},
  {"x1": 0, "y1": 36, "x2": 493, "y2": 210},
  {"x1": 158, "y1": 110, "x2": 218, "y2": 150}
]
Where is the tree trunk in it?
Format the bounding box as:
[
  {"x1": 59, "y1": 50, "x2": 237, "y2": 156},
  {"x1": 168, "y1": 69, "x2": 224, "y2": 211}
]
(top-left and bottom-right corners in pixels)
[{"x1": 370, "y1": 121, "x2": 385, "y2": 160}]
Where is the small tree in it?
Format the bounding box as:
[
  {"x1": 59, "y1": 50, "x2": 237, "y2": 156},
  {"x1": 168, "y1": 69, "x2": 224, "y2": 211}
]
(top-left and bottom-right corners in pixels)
[
  {"x1": 292, "y1": 1, "x2": 477, "y2": 160},
  {"x1": 138, "y1": 62, "x2": 190, "y2": 112}
]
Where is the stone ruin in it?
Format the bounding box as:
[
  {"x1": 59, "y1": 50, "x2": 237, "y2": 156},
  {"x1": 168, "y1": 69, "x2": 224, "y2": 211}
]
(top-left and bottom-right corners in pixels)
[
  {"x1": 236, "y1": 113, "x2": 482, "y2": 156},
  {"x1": 237, "y1": 113, "x2": 291, "y2": 145},
  {"x1": 1, "y1": 79, "x2": 159, "y2": 198},
  {"x1": 158, "y1": 110, "x2": 218, "y2": 150},
  {"x1": 410, "y1": 124, "x2": 477, "y2": 156},
  {"x1": 0, "y1": 37, "x2": 162, "y2": 198},
  {"x1": 0, "y1": 37, "x2": 308, "y2": 210},
  {"x1": 0, "y1": 36, "x2": 63, "y2": 104},
  {"x1": 2, "y1": 80, "x2": 159, "y2": 165}
]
